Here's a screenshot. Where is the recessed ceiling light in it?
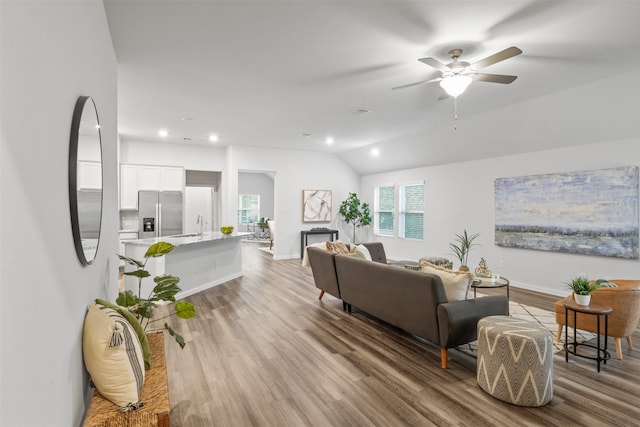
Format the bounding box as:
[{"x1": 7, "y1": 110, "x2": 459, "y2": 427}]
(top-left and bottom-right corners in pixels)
[
  {"x1": 158, "y1": 129, "x2": 168, "y2": 137},
  {"x1": 371, "y1": 148, "x2": 380, "y2": 157},
  {"x1": 181, "y1": 117, "x2": 193, "y2": 121},
  {"x1": 325, "y1": 137, "x2": 334, "y2": 145},
  {"x1": 209, "y1": 134, "x2": 219, "y2": 142}
]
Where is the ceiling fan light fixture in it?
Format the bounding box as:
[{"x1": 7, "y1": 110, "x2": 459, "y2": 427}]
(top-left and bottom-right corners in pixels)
[{"x1": 440, "y1": 75, "x2": 472, "y2": 97}]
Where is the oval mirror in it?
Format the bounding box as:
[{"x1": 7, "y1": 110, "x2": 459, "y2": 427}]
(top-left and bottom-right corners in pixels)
[{"x1": 69, "y1": 96, "x2": 103, "y2": 265}]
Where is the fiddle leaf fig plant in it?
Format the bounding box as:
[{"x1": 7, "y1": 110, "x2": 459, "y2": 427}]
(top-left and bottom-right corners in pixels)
[
  {"x1": 339, "y1": 192, "x2": 371, "y2": 243},
  {"x1": 117, "y1": 241, "x2": 196, "y2": 349}
]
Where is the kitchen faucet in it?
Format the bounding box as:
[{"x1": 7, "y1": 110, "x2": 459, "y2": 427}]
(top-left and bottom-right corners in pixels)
[{"x1": 196, "y1": 214, "x2": 203, "y2": 235}]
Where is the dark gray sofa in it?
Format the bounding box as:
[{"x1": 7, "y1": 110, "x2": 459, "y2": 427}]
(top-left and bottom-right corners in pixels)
[
  {"x1": 307, "y1": 242, "x2": 508, "y2": 368},
  {"x1": 307, "y1": 242, "x2": 387, "y2": 303}
]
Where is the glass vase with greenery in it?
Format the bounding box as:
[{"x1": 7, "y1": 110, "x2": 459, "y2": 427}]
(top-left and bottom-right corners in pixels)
[
  {"x1": 338, "y1": 192, "x2": 371, "y2": 244},
  {"x1": 117, "y1": 241, "x2": 196, "y2": 348}
]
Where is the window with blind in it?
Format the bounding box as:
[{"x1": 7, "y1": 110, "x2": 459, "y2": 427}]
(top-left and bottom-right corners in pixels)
[
  {"x1": 237, "y1": 194, "x2": 260, "y2": 224},
  {"x1": 374, "y1": 186, "x2": 395, "y2": 236},
  {"x1": 399, "y1": 183, "x2": 424, "y2": 240}
]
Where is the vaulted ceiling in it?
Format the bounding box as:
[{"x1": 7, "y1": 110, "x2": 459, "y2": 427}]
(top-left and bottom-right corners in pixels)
[{"x1": 104, "y1": 1, "x2": 640, "y2": 175}]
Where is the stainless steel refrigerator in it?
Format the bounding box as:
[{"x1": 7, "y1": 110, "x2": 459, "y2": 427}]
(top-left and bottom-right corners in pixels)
[{"x1": 138, "y1": 191, "x2": 183, "y2": 238}]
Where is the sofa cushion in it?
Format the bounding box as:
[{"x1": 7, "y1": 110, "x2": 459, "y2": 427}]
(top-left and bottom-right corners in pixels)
[
  {"x1": 420, "y1": 261, "x2": 473, "y2": 301},
  {"x1": 593, "y1": 279, "x2": 617, "y2": 288},
  {"x1": 326, "y1": 240, "x2": 350, "y2": 254},
  {"x1": 353, "y1": 244, "x2": 372, "y2": 261},
  {"x1": 83, "y1": 303, "x2": 145, "y2": 409},
  {"x1": 343, "y1": 251, "x2": 367, "y2": 260}
]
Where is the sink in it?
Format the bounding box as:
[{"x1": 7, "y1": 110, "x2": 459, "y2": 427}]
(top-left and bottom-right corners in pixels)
[{"x1": 170, "y1": 233, "x2": 201, "y2": 238}]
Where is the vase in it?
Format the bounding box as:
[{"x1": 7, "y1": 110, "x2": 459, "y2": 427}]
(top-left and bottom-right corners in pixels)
[
  {"x1": 459, "y1": 265, "x2": 470, "y2": 272},
  {"x1": 574, "y1": 293, "x2": 591, "y2": 306}
]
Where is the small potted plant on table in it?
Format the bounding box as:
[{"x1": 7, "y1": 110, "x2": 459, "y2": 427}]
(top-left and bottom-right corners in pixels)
[{"x1": 567, "y1": 276, "x2": 600, "y2": 306}]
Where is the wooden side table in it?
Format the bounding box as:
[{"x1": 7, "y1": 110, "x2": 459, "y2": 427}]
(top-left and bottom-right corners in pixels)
[{"x1": 563, "y1": 299, "x2": 612, "y2": 372}]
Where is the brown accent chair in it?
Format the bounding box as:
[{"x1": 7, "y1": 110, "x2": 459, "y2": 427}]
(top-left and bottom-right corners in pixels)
[{"x1": 554, "y1": 280, "x2": 640, "y2": 359}]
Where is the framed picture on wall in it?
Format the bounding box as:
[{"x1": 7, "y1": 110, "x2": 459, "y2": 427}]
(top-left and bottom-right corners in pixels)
[{"x1": 303, "y1": 190, "x2": 332, "y2": 222}]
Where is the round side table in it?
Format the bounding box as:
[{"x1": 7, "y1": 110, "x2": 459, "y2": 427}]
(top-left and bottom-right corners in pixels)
[
  {"x1": 470, "y1": 276, "x2": 510, "y2": 299},
  {"x1": 562, "y1": 299, "x2": 612, "y2": 372}
]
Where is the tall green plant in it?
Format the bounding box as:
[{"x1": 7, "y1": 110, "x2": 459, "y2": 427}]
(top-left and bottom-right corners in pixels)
[
  {"x1": 338, "y1": 192, "x2": 371, "y2": 243},
  {"x1": 449, "y1": 229, "x2": 480, "y2": 268},
  {"x1": 117, "y1": 241, "x2": 196, "y2": 348}
]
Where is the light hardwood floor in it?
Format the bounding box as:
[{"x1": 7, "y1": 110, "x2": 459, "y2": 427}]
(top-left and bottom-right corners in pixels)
[{"x1": 159, "y1": 243, "x2": 640, "y2": 426}]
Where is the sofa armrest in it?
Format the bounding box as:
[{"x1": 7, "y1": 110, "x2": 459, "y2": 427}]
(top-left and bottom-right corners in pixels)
[
  {"x1": 307, "y1": 247, "x2": 341, "y2": 299},
  {"x1": 437, "y1": 296, "x2": 508, "y2": 348}
]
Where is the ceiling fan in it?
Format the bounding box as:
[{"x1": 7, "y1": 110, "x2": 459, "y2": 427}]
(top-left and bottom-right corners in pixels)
[{"x1": 393, "y1": 46, "x2": 523, "y2": 98}]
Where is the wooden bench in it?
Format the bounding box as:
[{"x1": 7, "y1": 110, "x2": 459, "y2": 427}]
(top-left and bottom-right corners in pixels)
[{"x1": 83, "y1": 332, "x2": 170, "y2": 427}]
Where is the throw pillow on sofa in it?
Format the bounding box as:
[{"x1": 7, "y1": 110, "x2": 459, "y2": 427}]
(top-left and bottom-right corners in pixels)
[
  {"x1": 420, "y1": 261, "x2": 473, "y2": 301},
  {"x1": 83, "y1": 303, "x2": 145, "y2": 410},
  {"x1": 353, "y1": 244, "x2": 372, "y2": 261},
  {"x1": 326, "y1": 240, "x2": 350, "y2": 254}
]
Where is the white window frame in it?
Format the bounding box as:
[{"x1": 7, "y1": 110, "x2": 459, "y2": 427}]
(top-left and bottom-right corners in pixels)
[
  {"x1": 374, "y1": 185, "x2": 395, "y2": 237},
  {"x1": 398, "y1": 182, "x2": 425, "y2": 240},
  {"x1": 237, "y1": 194, "x2": 260, "y2": 225}
]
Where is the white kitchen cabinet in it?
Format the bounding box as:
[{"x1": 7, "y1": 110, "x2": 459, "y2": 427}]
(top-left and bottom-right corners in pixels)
[
  {"x1": 137, "y1": 166, "x2": 161, "y2": 191},
  {"x1": 119, "y1": 232, "x2": 139, "y2": 261},
  {"x1": 120, "y1": 164, "x2": 138, "y2": 209},
  {"x1": 119, "y1": 164, "x2": 185, "y2": 210},
  {"x1": 78, "y1": 161, "x2": 102, "y2": 190},
  {"x1": 160, "y1": 167, "x2": 184, "y2": 191},
  {"x1": 137, "y1": 166, "x2": 183, "y2": 191}
]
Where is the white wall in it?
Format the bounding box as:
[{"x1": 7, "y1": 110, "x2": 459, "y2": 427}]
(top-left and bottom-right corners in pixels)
[
  {"x1": 120, "y1": 138, "x2": 226, "y2": 171},
  {"x1": 0, "y1": 2, "x2": 117, "y2": 426},
  {"x1": 121, "y1": 140, "x2": 362, "y2": 259},
  {"x1": 226, "y1": 146, "x2": 361, "y2": 259},
  {"x1": 238, "y1": 171, "x2": 275, "y2": 220},
  {"x1": 361, "y1": 138, "x2": 640, "y2": 296}
]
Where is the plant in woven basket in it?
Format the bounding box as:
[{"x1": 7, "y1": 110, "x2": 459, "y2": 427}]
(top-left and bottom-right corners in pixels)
[{"x1": 117, "y1": 241, "x2": 196, "y2": 348}]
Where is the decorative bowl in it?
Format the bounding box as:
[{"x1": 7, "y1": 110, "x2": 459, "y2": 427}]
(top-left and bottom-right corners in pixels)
[{"x1": 220, "y1": 225, "x2": 234, "y2": 235}]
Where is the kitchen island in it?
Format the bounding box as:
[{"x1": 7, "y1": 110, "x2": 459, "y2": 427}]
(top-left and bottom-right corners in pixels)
[{"x1": 123, "y1": 232, "x2": 250, "y2": 300}]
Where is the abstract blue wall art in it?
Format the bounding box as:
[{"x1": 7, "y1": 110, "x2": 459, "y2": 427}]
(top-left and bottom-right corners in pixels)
[{"x1": 495, "y1": 166, "x2": 639, "y2": 259}]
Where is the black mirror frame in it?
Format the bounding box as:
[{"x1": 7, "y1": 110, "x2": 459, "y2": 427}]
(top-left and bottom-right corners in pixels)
[{"x1": 69, "y1": 96, "x2": 103, "y2": 266}]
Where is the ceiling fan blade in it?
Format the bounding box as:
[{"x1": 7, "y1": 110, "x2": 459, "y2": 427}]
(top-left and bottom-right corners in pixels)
[
  {"x1": 471, "y1": 46, "x2": 522, "y2": 70},
  {"x1": 474, "y1": 73, "x2": 518, "y2": 84},
  {"x1": 392, "y1": 77, "x2": 441, "y2": 90},
  {"x1": 418, "y1": 57, "x2": 449, "y2": 72}
]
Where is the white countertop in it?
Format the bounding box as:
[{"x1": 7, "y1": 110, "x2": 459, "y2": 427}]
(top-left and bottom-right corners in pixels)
[{"x1": 122, "y1": 231, "x2": 252, "y2": 247}]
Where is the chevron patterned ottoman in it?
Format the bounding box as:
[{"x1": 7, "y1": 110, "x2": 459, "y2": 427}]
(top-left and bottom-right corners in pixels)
[{"x1": 477, "y1": 315, "x2": 553, "y2": 407}]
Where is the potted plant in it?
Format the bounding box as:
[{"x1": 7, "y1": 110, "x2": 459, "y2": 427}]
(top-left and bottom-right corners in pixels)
[
  {"x1": 117, "y1": 241, "x2": 196, "y2": 348},
  {"x1": 338, "y1": 192, "x2": 371, "y2": 243},
  {"x1": 448, "y1": 229, "x2": 479, "y2": 271},
  {"x1": 566, "y1": 276, "x2": 600, "y2": 305}
]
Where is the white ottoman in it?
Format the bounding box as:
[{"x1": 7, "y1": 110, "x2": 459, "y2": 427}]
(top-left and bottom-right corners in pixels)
[{"x1": 477, "y1": 316, "x2": 553, "y2": 407}]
